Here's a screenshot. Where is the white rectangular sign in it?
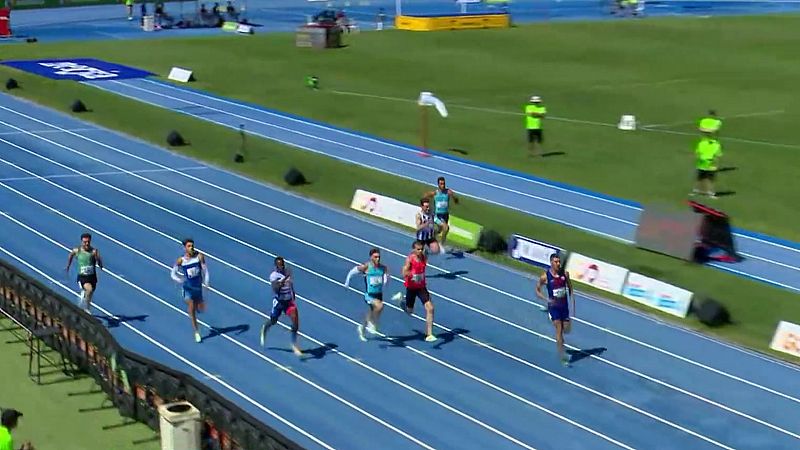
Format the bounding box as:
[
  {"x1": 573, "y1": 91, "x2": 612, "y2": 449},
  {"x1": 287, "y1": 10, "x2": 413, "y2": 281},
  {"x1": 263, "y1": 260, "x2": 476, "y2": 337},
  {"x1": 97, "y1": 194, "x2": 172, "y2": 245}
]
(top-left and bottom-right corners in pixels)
[
  {"x1": 168, "y1": 67, "x2": 194, "y2": 83},
  {"x1": 770, "y1": 321, "x2": 800, "y2": 358},
  {"x1": 622, "y1": 272, "x2": 693, "y2": 318},
  {"x1": 508, "y1": 234, "x2": 563, "y2": 268},
  {"x1": 350, "y1": 189, "x2": 417, "y2": 230},
  {"x1": 564, "y1": 252, "x2": 628, "y2": 295}
]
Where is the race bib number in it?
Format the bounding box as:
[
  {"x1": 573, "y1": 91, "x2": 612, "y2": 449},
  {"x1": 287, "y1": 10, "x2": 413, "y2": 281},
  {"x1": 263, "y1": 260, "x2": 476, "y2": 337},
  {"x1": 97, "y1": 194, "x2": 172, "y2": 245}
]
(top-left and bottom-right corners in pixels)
[
  {"x1": 436, "y1": 200, "x2": 447, "y2": 209},
  {"x1": 368, "y1": 275, "x2": 383, "y2": 286},
  {"x1": 79, "y1": 265, "x2": 95, "y2": 276},
  {"x1": 412, "y1": 273, "x2": 425, "y2": 283},
  {"x1": 186, "y1": 267, "x2": 200, "y2": 278},
  {"x1": 552, "y1": 287, "x2": 567, "y2": 298}
]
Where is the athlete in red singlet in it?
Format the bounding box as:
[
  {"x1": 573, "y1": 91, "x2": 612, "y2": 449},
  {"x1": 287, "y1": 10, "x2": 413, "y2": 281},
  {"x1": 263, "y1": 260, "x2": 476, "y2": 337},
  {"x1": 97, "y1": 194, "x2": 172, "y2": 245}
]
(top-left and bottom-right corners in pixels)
[{"x1": 398, "y1": 240, "x2": 437, "y2": 342}]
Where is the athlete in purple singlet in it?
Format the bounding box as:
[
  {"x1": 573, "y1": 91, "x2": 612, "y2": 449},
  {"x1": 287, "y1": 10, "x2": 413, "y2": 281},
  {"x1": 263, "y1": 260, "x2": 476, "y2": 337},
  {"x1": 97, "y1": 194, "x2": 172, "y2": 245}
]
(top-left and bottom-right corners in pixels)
[{"x1": 536, "y1": 253, "x2": 575, "y2": 366}]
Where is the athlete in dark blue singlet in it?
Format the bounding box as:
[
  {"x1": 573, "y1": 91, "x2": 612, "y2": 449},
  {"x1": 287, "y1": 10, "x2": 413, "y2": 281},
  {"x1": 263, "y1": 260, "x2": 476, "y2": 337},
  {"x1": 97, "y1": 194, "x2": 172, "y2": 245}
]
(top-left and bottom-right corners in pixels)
[{"x1": 536, "y1": 253, "x2": 574, "y2": 366}]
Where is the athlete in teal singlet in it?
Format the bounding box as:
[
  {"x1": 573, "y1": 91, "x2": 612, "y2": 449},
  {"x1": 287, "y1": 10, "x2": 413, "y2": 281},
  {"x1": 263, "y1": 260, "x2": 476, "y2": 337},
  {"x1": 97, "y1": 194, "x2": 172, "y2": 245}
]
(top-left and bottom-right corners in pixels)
[
  {"x1": 424, "y1": 176, "x2": 459, "y2": 252},
  {"x1": 345, "y1": 248, "x2": 390, "y2": 341}
]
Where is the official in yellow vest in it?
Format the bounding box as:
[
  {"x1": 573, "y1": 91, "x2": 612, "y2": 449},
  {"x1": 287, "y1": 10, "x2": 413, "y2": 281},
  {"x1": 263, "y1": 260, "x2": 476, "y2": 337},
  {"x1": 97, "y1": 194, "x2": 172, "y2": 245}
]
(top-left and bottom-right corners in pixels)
[
  {"x1": 692, "y1": 135, "x2": 723, "y2": 198},
  {"x1": 525, "y1": 95, "x2": 546, "y2": 157},
  {"x1": 1, "y1": 409, "x2": 34, "y2": 450},
  {"x1": 698, "y1": 109, "x2": 722, "y2": 135}
]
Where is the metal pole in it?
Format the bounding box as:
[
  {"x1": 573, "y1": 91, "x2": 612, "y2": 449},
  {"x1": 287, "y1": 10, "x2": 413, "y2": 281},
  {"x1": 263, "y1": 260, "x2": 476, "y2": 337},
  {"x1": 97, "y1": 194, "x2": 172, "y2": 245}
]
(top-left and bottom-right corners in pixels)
[
  {"x1": 395, "y1": 0, "x2": 401, "y2": 17},
  {"x1": 420, "y1": 105, "x2": 428, "y2": 151}
]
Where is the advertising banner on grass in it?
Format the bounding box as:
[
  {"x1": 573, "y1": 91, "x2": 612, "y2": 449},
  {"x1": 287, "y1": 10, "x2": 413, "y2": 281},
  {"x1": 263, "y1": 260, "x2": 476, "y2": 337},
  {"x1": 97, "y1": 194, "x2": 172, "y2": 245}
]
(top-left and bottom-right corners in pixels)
[
  {"x1": 564, "y1": 252, "x2": 628, "y2": 295},
  {"x1": 1, "y1": 58, "x2": 153, "y2": 81},
  {"x1": 770, "y1": 321, "x2": 800, "y2": 359},
  {"x1": 350, "y1": 189, "x2": 417, "y2": 229},
  {"x1": 508, "y1": 234, "x2": 564, "y2": 269},
  {"x1": 446, "y1": 216, "x2": 482, "y2": 249},
  {"x1": 622, "y1": 272, "x2": 693, "y2": 318},
  {"x1": 350, "y1": 189, "x2": 483, "y2": 249}
]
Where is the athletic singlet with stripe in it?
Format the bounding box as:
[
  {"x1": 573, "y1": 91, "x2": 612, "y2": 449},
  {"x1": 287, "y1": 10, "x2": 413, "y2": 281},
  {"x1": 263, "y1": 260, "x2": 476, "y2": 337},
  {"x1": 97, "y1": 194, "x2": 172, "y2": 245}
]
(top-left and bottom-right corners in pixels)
[
  {"x1": 179, "y1": 254, "x2": 203, "y2": 289},
  {"x1": 434, "y1": 189, "x2": 450, "y2": 215},
  {"x1": 404, "y1": 254, "x2": 427, "y2": 289},
  {"x1": 416, "y1": 210, "x2": 435, "y2": 241},
  {"x1": 546, "y1": 270, "x2": 568, "y2": 306},
  {"x1": 365, "y1": 263, "x2": 385, "y2": 296},
  {"x1": 272, "y1": 269, "x2": 294, "y2": 302},
  {"x1": 75, "y1": 247, "x2": 96, "y2": 276}
]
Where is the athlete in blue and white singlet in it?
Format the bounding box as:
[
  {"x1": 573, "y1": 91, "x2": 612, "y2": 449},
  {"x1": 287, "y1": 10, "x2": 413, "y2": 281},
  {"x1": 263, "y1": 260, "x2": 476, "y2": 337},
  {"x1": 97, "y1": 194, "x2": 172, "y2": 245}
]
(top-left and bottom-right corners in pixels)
[
  {"x1": 345, "y1": 248, "x2": 389, "y2": 341},
  {"x1": 415, "y1": 198, "x2": 441, "y2": 254},
  {"x1": 260, "y1": 256, "x2": 302, "y2": 356},
  {"x1": 171, "y1": 238, "x2": 209, "y2": 343},
  {"x1": 536, "y1": 253, "x2": 574, "y2": 366}
]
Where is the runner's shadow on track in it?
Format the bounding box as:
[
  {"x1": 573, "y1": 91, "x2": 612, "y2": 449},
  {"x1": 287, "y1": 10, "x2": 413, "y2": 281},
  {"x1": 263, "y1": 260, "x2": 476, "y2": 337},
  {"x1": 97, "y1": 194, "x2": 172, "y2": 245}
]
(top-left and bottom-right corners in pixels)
[
  {"x1": 377, "y1": 328, "x2": 469, "y2": 350},
  {"x1": 567, "y1": 347, "x2": 607, "y2": 364},
  {"x1": 377, "y1": 330, "x2": 426, "y2": 349},
  {"x1": 268, "y1": 343, "x2": 338, "y2": 361},
  {"x1": 446, "y1": 148, "x2": 469, "y2": 155},
  {"x1": 101, "y1": 314, "x2": 148, "y2": 328},
  {"x1": 429, "y1": 270, "x2": 469, "y2": 280},
  {"x1": 541, "y1": 151, "x2": 566, "y2": 157},
  {"x1": 715, "y1": 190, "x2": 737, "y2": 197},
  {"x1": 718, "y1": 166, "x2": 737, "y2": 173},
  {"x1": 443, "y1": 250, "x2": 465, "y2": 259},
  {"x1": 431, "y1": 328, "x2": 469, "y2": 350},
  {"x1": 205, "y1": 324, "x2": 250, "y2": 340}
]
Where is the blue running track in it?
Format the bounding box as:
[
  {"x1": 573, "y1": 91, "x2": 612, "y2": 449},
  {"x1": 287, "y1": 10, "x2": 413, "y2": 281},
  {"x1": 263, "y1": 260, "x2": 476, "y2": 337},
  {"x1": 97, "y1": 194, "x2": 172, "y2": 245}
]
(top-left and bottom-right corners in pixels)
[
  {"x1": 82, "y1": 77, "x2": 800, "y2": 294},
  {"x1": 1, "y1": 92, "x2": 799, "y2": 450}
]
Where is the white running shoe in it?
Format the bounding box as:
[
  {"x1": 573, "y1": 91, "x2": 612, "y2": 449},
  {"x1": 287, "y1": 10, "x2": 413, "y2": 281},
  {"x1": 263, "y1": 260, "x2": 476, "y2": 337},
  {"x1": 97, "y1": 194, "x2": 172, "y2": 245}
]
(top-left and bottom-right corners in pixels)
[{"x1": 357, "y1": 324, "x2": 367, "y2": 342}]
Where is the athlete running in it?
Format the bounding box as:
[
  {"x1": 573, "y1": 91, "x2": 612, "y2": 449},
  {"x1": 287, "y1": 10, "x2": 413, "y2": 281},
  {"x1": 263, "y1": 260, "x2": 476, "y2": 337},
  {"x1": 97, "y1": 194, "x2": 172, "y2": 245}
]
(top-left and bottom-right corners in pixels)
[
  {"x1": 344, "y1": 248, "x2": 390, "y2": 341},
  {"x1": 65, "y1": 233, "x2": 104, "y2": 313},
  {"x1": 393, "y1": 240, "x2": 437, "y2": 342},
  {"x1": 261, "y1": 256, "x2": 302, "y2": 356},
  {"x1": 415, "y1": 198, "x2": 442, "y2": 255},
  {"x1": 536, "y1": 253, "x2": 575, "y2": 366},
  {"x1": 170, "y1": 238, "x2": 210, "y2": 343},
  {"x1": 424, "y1": 176, "x2": 459, "y2": 252}
]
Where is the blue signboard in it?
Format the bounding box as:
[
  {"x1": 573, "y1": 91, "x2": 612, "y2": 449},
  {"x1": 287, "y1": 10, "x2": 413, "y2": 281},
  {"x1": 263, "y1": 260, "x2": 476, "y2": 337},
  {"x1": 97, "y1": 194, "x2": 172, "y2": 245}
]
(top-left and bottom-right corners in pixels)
[{"x1": 1, "y1": 58, "x2": 153, "y2": 81}]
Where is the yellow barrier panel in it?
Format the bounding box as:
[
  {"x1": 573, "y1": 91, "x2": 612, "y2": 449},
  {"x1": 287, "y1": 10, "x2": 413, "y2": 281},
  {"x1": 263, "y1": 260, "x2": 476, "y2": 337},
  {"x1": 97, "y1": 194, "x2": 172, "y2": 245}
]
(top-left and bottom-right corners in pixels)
[{"x1": 395, "y1": 13, "x2": 510, "y2": 31}]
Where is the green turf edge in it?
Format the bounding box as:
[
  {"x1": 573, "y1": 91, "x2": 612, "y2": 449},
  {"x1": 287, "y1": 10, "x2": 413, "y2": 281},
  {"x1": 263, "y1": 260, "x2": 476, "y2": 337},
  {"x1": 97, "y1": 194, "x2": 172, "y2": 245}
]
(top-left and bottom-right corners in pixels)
[
  {"x1": 0, "y1": 319, "x2": 161, "y2": 450},
  {"x1": 1, "y1": 67, "x2": 797, "y2": 366}
]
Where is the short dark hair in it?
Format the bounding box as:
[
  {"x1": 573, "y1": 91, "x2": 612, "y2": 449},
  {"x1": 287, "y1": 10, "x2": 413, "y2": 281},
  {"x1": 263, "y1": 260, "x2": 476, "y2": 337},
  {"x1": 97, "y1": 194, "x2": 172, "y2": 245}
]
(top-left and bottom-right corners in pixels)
[
  {"x1": 413, "y1": 239, "x2": 424, "y2": 249},
  {"x1": 437, "y1": 176, "x2": 445, "y2": 183},
  {"x1": 420, "y1": 197, "x2": 430, "y2": 205},
  {"x1": 183, "y1": 238, "x2": 194, "y2": 246},
  {"x1": 1, "y1": 409, "x2": 22, "y2": 428},
  {"x1": 81, "y1": 233, "x2": 91, "y2": 240},
  {"x1": 550, "y1": 253, "x2": 560, "y2": 261},
  {"x1": 369, "y1": 248, "x2": 380, "y2": 256}
]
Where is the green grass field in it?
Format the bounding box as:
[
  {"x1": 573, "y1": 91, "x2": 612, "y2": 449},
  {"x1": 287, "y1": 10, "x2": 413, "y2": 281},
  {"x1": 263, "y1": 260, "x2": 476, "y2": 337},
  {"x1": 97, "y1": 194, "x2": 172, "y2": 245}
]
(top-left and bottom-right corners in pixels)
[
  {"x1": 0, "y1": 319, "x2": 160, "y2": 450},
  {"x1": 0, "y1": 16, "x2": 798, "y2": 364},
  {"x1": 3, "y1": 15, "x2": 798, "y2": 239}
]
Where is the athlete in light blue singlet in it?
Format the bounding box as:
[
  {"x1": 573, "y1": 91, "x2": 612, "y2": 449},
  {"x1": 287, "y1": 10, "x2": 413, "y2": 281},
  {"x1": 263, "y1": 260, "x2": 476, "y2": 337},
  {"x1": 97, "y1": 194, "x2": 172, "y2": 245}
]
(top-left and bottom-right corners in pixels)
[
  {"x1": 536, "y1": 253, "x2": 574, "y2": 366},
  {"x1": 425, "y1": 176, "x2": 459, "y2": 252},
  {"x1": 345, "y1": 248, "x2": 390, "y2": 341},
  {"x1": 171, "y1": 238, "x2": 209, "y2": 343}
]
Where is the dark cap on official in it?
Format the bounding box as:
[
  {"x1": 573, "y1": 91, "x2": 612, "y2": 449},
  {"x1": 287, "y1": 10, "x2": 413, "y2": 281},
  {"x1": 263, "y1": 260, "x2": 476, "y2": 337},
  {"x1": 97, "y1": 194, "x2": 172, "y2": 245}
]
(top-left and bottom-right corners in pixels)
[{"x1": 1, "y1": 408, "x2": 23, "y2": 426}]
